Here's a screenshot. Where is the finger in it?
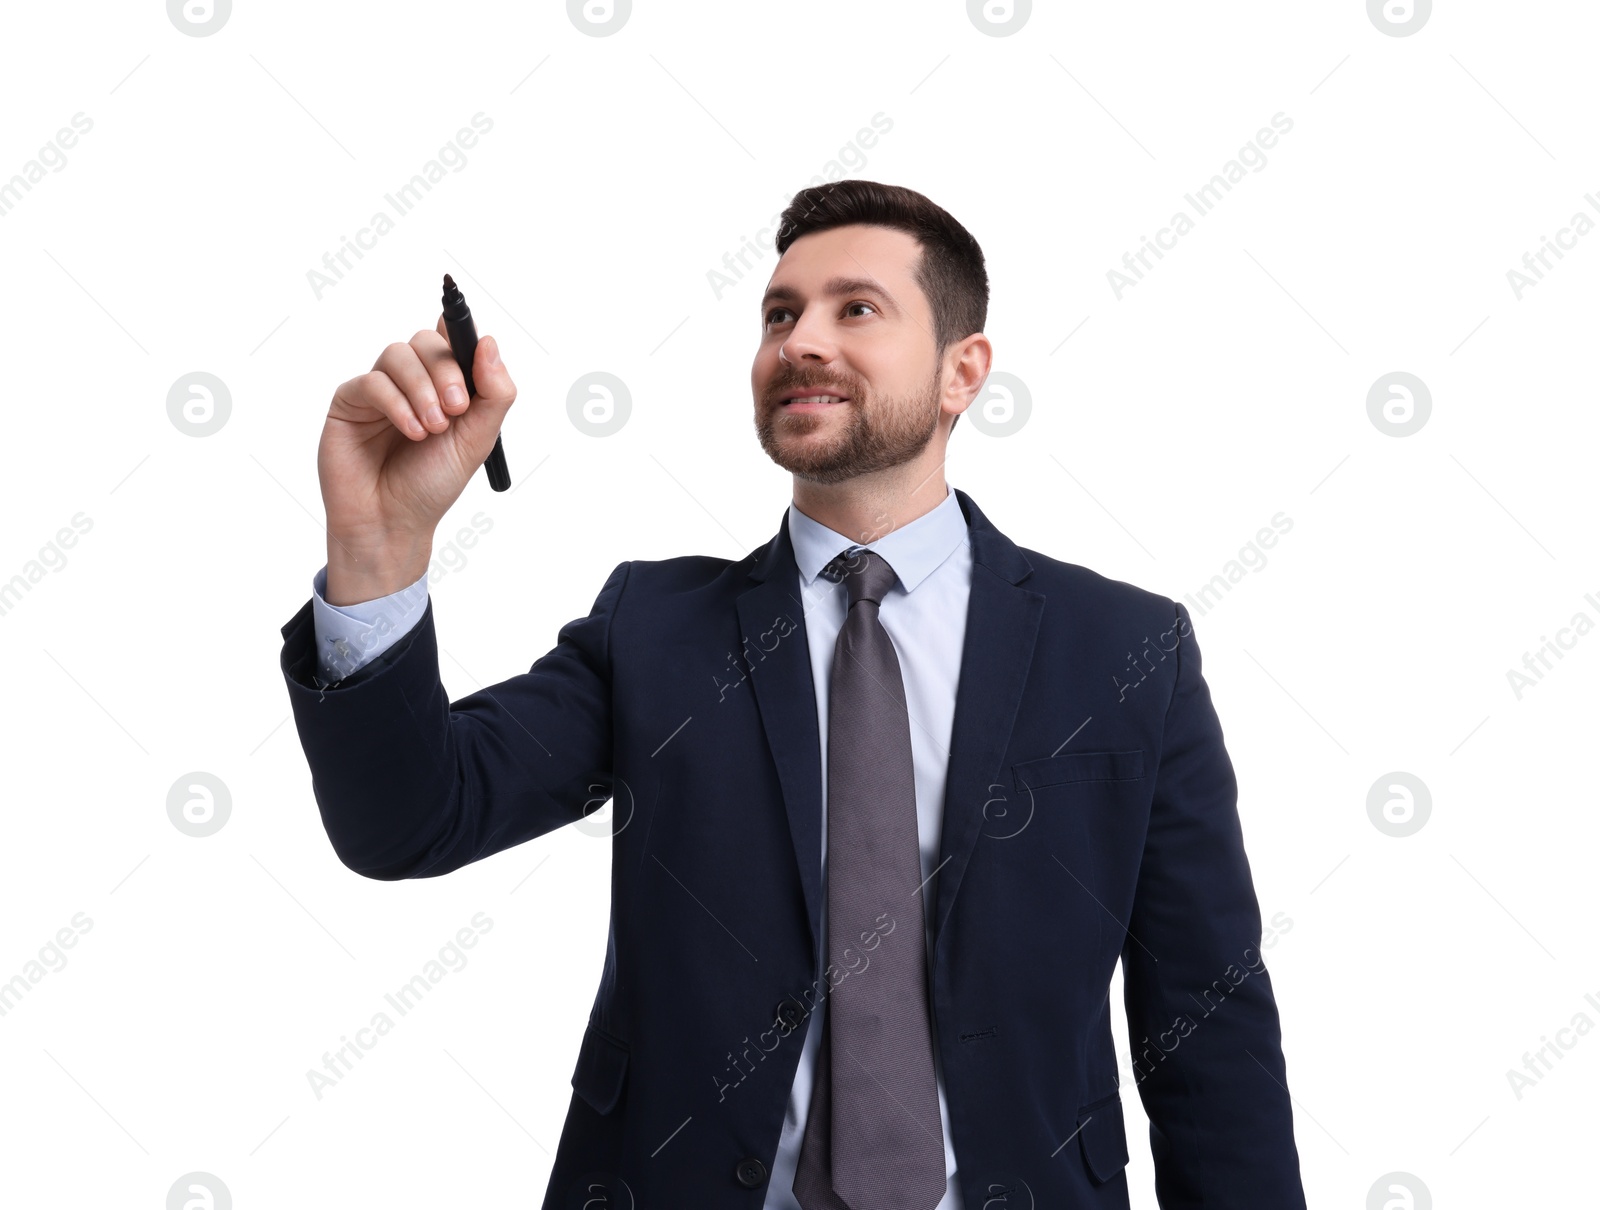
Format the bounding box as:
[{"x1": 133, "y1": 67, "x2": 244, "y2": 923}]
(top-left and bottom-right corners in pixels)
[
  {"x1": 335, "y1": 368, "x2": 428, "y2": 440},
  {"x1": 433, "y1": 315, "x2": 508, "y2": 411},
  {"x1": 432, "y1": 313, "x2": 474, "y2": 413},
  {"x1": 410, "y1": 328, "x2": 473, "y2": 418},
  {"x1": 433, "y1": 314, "x2": 464, "y2": 412},
  {"x1": 373, "y1": 339, "x2": 450, "y2": 434}
]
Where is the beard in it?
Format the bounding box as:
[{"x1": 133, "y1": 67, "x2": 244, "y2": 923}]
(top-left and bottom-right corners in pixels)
[{"x1": 754, "y1": 362, "x2": 943, "y2": 486}]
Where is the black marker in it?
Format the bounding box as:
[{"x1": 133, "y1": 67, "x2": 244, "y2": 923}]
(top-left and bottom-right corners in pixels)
[{"x1": 441, "y1": 273, "x2": 511, "y2": 492}]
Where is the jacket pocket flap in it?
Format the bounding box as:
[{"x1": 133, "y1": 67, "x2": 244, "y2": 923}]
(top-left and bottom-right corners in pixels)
[
  {"x1": 1077, "y1": 1096, "x2": 1129, "y2": 1184},
  {"x1": 1014, "y1": 749, "x2": 1145, "y2": 792},
  {"x1": 571, "y1": 1022, "x2": 629, "y2": 1115}
]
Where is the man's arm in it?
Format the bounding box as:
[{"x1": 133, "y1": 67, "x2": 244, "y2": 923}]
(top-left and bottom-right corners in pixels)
[
  {"x1": 1120, "y1": 600, "x2": 1307, "y2": 1208},
  {"x1": 278, "y1": 560, "x2": 631, "y2": 880}
]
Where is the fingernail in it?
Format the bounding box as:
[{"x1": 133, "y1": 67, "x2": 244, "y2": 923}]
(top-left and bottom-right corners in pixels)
[
  {"x1": 444, "y1": 384, "x2": 467, "y2": 407},
  {"x1": 484, "y1": 338, "x2": 501, "y2": 366},
  {"x1": 427, "y1": 406, "x2": 445, "y2": 426}
]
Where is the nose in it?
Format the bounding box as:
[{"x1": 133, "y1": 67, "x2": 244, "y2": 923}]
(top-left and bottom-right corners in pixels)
[
  {"x1": 779, "y1": 342, "x2": 827, "y2": 366},
  {"x1": 778, "y1": 313, "x2": 835, "y2": 366}
]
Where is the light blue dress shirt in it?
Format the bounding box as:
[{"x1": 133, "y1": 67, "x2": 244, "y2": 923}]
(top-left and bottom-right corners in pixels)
[{"x1": 308, "y1": 484, "x2": 972, "y2": 1208}]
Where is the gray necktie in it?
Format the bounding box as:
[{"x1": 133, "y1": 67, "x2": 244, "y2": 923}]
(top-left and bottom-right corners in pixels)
[{"x1": 793, "y1": 547, "x2": 946, "y2": 1210}]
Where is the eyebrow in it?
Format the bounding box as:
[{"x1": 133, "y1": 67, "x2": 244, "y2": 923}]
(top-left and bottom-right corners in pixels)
[{"x1": 760, "y1": 275, "x2": 900, "y2": 317}]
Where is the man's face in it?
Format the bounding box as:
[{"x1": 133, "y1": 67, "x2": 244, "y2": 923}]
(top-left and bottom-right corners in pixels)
[{"x1": 751, "y1": 224, "x2": 944, "y2": 485}]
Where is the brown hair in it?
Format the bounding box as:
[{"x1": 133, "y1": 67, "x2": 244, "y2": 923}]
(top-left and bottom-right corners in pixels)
[{"x1": 774, "y1": 180, "x2": 988, "y2": 434}]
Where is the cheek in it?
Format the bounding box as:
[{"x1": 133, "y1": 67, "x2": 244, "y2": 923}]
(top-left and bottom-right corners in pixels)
[
  {"x1": 753, "y1": 345, "x2": 781, "y2": 382},
  {"x1": 853, "y1": 353, "x2": 903, "y2": 394}
]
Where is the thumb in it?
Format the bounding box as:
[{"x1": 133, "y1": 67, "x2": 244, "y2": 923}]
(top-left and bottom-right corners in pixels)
[{"x1": 470, "y1": 335, "x2": 516, "y2": 414}]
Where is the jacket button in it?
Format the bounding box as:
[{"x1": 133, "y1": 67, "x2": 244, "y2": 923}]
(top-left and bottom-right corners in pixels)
[
  {"x1": 734, "y1": 1156, "x2": 767, "y2": 1188},
  {"x1": 775, "y1": 998, "x2": 805, "y2": 1030}
]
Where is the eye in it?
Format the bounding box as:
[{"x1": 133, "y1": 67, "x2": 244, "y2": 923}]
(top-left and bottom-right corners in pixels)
[
  {"x1": 845, "y1": 301, "x2": 876, "y2": 318},
  {"x1": 764, "y1": 306, "x2": 794, "y2": 326}
]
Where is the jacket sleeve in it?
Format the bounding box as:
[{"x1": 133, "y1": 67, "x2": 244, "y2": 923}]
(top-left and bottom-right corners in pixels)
[
  {"x1": 1120, "y1": 600, "x2": 1307, "y2": 1208},
  {"x1": 277, "y1": 560, "x2": 631, "y2": 880}
]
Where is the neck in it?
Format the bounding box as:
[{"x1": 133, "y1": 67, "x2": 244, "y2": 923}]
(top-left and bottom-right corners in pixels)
[{"x1": 791, "y1": 455, "x2": 950, "y2": 546}]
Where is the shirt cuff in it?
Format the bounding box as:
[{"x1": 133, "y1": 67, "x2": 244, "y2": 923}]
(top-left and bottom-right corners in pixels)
[{"x1": 310, "y1": 564, "x2": 431, "y2": 686}]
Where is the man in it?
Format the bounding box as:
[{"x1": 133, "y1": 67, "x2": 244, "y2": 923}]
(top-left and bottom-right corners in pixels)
[{"x1": 279, "y1": 179, "x2": 1307, "y2": 1208}]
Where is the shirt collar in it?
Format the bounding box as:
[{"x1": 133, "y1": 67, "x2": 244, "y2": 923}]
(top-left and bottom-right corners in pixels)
[{"x1": 787, "y1": 484, "x2": 968, "y2": 594}]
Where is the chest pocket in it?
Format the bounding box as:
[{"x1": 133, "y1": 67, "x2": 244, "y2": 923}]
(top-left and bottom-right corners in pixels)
[{"x1": 1012, "y1": 749, "x2": 1145, "y2": 793}]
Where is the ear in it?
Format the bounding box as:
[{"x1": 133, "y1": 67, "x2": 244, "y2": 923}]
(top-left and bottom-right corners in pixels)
[{"x1": 934, "y1": 331, "x2": 985, "y2": 425}]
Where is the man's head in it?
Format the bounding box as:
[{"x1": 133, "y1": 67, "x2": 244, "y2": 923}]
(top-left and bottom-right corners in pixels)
[{"x1": 751, "y1": 180, "x2": 991, "y2": 486}]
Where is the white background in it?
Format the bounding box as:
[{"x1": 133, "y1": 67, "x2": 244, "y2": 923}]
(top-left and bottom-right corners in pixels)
[{"x1": 0, "y1": 1, "x2": 1594, "y2": 1206}]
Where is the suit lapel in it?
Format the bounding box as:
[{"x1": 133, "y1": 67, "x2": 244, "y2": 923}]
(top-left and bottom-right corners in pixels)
[
  {"x1": 735, "y1": 488, "x2": 1043, "y2": 968},
  {"x1": 930, "y1": 489, "x2": 1044, "y2": 962},
  {"x1": 737, "y1": 519, "x2": 826, "y2": 954}
]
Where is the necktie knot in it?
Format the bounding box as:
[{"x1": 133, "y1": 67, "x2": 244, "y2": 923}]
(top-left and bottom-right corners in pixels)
[{"x1": 823, "y1": 546, "x2": 898, "y2": 609}]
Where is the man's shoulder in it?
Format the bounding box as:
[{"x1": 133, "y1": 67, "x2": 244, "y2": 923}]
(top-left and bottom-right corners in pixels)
[
  {"x1": 1013, "y1": 542, "x2": 1174, "y2": 609},
  {"x1": 1012, "y1": 543, "x2": 1180, "y2": 625},
  {"x1": 614, "y1": 551, "x2": 751, "y2": 594}
]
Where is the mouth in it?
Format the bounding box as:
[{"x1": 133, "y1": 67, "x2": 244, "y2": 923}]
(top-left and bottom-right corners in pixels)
[{"x1": 779, "y1": 393, "x2": 850, "y2": 412}]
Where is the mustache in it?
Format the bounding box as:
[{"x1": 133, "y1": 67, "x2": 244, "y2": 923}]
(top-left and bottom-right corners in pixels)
[{"x1": 768, "y1": 378, "x2": 856, "y2": 403}]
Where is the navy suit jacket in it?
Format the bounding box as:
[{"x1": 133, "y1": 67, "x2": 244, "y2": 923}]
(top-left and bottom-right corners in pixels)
[{"x1": 278, "y1": 487, "x2": 1306, "y2": 1209}]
